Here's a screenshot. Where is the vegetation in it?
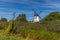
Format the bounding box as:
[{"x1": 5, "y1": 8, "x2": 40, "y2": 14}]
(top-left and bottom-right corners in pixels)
[
  {"x1": 16, "y1": 14, "x2": 27, "y2": 22},
  {"x1": 42, "y1": 12, "x2": 60, "y2": 21},
  {"x1": 0, "y1": 18, "x2": 8, "y2": 29},
  {"x1": 0, "y1": 12, "x2": 60, "y2": 40}
]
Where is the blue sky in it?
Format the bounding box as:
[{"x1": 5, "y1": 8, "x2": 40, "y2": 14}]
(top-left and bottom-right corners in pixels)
[{"x1": 0, "y1": 0, "x2": 60, "y2": 21}]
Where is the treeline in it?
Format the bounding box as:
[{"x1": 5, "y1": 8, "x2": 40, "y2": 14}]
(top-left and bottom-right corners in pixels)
[
  {"x1": 0, "y1": 13, "x2": 27, "y2": 22},
  {"x1": 42, "y1": 12, "x2": 60, "y2": 21},
  {"x1": 40, "y1": 11, "x2": 60, "y2": 32}
]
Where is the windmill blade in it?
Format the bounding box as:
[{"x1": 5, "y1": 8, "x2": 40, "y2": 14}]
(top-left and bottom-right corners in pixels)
[
  {"x1": 32, "y1": 9, "x2": 35, "y2": 11},
  {"x1": 39, "y1": 16, "x2": 41, "y2": 19},
  {"x1": 32, "y1": 9, "x2": 37, "y2": 14},
  {"x1": 39, "y1": 11, "x2": 42, "y2": 15},
  {"x1": 39, "y1": 11, "x2": 42, "y2": 19}
]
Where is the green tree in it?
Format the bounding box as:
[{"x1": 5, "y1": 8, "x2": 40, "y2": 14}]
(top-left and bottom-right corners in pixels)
[
  {"x1": 16, "y1": 14, "x2": 27, "y2": 22},
  {"x1": 42, "y1": 12, "x2": 60, "y2": 21},
  {"x1": 0, "y1": 18, "x2": 7, "y2": 22},
  {"x1": 0, "y1": 18, "x2": 8, "y2": 29}
]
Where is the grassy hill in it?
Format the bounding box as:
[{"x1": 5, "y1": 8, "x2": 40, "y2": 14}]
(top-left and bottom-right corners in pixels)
[{"x1": 0, "y1": 12, "x2": 60, "y2": 40}]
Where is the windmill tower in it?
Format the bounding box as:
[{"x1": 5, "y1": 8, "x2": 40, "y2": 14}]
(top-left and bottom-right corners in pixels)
[{"x1": 33, "y1": 10, "x2": 42, "y2": 22}]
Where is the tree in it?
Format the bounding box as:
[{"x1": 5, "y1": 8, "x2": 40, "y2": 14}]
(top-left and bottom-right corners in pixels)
[
  {"x1": 42, "y1": 12, "x2": 60, "y2": 21},
  {"x1": 0, "y1": 18, "x2": 7, "y2": 22},
  {"x1": 16, "y1": 14, "x2": 27, "y2": 22},
  {"x1": 0, "y1": 18, "x2": 8, "y2": 29}
]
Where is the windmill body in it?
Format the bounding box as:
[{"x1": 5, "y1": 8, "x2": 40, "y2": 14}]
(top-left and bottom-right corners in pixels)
[{"x1": 33, "y1": 13, "x2": 40, "y2": 22}]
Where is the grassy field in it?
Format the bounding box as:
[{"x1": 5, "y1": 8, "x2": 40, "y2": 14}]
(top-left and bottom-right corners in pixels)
[
  {"x1": 0, "y1": 21, "x2": 60, "y2": 40},
  {"x1": 0, "y1": 35, "x2": 24, "y2": 40},
  {"x1": 0, "y1": 29, "x2": 60, "y2": 40},
  {"x1": 0, "y1": 21, "x2": 59, "y2": 40}
]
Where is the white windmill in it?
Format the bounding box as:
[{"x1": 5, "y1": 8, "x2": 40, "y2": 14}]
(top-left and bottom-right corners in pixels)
[{"x1": 33, "y1": 9, "x2": 42, "y2": 22}]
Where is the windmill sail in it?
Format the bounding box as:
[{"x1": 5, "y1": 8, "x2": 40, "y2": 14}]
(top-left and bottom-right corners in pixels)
[
  {"x1": 38, "y1": 11, "x2": 42, "y2": 19},
  {"x1": 39, "y1": 11, "x2": 42, "y2": 14}
]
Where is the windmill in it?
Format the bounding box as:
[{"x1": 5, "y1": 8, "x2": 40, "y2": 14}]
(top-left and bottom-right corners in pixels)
[{"x1": 33, "y1": 9, "x2": 42, "y2": 22}]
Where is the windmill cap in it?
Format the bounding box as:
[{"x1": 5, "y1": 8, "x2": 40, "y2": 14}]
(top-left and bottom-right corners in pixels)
[{"x1": 34, "y1": 13, "x2": 39, "y2": 16}]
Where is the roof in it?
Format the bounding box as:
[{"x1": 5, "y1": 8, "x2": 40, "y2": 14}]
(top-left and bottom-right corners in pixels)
[{"x1": 34, "y1": 13, "x2": 39, "y2": 16}]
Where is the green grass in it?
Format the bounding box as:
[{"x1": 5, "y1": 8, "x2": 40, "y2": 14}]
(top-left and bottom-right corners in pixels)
[
  {"x1": 22, "y1": 29, "x2": 60, "y2": 40},
  {"x1": 0, "y1": 29, "x2": 60, "y2": 40},
  {"x1": 1, "y1": 21, "x2": 60, "y2": 40},
  {"x1": 0, "y1": 34, "x2": 24, "y2": 40}
]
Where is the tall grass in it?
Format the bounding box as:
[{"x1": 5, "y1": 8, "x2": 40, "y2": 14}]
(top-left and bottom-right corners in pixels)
[
  {"x1": 0, "y1": 28, "x2": 60, "y2": 40},
  {"x1": 1, "y1": 20, "x2": 60, "y2": 40},
  {"x1": 0, "y1": 34, "x2": 24, "y2": 40}
]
